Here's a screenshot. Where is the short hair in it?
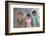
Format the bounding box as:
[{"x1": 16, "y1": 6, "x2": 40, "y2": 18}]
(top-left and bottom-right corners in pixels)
[
  {"x1": 27, "y1": 14, "x2": 30, "y2": 17},
  {"x1": 32, "y1": 10, "x2": 37, "y2": 14}
]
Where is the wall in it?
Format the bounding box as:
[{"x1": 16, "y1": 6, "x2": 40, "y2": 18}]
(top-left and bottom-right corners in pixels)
[{"x1": 0, "y1": 0, "x2": 46, "y2": 36}]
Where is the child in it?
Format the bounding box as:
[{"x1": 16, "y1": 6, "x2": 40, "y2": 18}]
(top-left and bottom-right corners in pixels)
[
  {"x1": 25, "y1": 14, "x2": 32, "y2": 27},
  {"x1": 16, "y1": 12, "x2": 24, "y2": 28},
  {"x1": 32, "y1": 10, "x2": 37, "y2": 27},
  {"x1": 17, "y1": 12, "x2": 23, "y2": 24}
]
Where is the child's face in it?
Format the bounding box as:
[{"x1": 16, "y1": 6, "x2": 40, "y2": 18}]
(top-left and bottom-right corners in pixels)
[
  {"x1": 33, "y1": 13, "x2": 36, "y2": 16},
  {"x1": 16, "y1": 13, "x2": 22, "y2": 19},
  {"x1": 18, "y1": 14, "x2": 22, "y2": 18},
  {"x1": 27, "y1": 16, "x2": 30, "y2": 19}
]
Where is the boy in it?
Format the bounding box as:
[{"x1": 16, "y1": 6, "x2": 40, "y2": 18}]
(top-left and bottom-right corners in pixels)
[
  {"x1": 32, "y1": 10, "x2": 37, "y2": 27},
  {"x1": 16, "y1": 12, "x2": 24, "y2": 28}
]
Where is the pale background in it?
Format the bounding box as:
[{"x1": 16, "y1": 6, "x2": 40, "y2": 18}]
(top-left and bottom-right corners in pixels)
[{"x1": 0, "y1": 0, "x2": 46, "y2": 36}]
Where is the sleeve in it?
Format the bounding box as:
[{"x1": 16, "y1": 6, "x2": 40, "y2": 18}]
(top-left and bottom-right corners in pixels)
[{"x1": 36, "y1": 16, "x2": 38, "y2": 24}]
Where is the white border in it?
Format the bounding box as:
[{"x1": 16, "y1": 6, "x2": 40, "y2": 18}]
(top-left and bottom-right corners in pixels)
[{"x1": 8, "y1": 3, "x2": 43, "y2": 33}]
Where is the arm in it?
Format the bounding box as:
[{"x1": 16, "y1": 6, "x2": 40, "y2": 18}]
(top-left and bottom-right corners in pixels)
[{"x1": 36, "y1": 16, "x2": 39, "y2": 27}]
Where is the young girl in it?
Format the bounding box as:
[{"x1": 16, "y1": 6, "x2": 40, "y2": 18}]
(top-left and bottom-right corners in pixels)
[{"x1": 25, "y1": 14, "x2": 32, "y2": 27}]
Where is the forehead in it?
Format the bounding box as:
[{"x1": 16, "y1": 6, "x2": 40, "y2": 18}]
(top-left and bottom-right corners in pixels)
[
  {"x1": 16, "y1": 12, "x2": 22, "y2": 14},
  {"x1": 18, "y1": 13, "x2": 22, "y2": 15}
]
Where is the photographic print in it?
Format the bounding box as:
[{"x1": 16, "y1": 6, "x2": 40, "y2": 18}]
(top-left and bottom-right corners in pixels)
[
  {"x1": 5, "y1": 1, "x2": 45, "y2": 35},
  {"x1": 13, "y1": 8, "x2": 40, "y2": 28}
]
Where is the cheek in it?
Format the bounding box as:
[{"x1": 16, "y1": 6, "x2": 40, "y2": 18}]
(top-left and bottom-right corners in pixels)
[
  {"x1": 16, "y1": 15, "x2": 18, "y2": 17},
  {"x1": 16, "y1": 15, "x2": 19, "y2": 18},
  {"x1": 19, "y1": 15, "x2": 22, "y2": 17}
]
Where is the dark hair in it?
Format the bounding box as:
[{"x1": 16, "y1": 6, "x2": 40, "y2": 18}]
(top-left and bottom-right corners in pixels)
[
  {"x1": 32, "y1": 10, "x2": 37, "y2": 14},
  {"x1": 27, "y1": 14, "x2": 30, "y2": 17}
]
